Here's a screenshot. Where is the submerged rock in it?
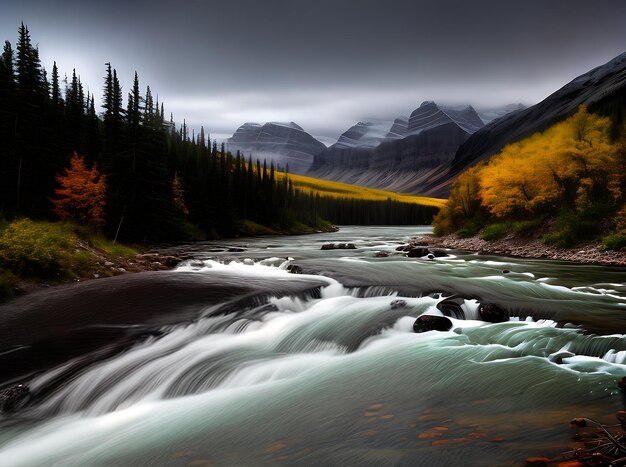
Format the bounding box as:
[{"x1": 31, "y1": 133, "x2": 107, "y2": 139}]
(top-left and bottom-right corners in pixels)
[
  {"x1": 390, "y1": 299, "x2": 407, "y2": 309},
  {"x1": 286, "y1": 264, "x2": 303, "y2": 274},
  {"x1": 0, "y1": 384, "x2": 30, "y2": 412},
  {"x1": 413, "y1": 315, "x2": 453, "y2": 333},
  {"x1": 321, "y1": 243, "x2": 356, "y2": 250},
  {"x1": 406, "y1": 247, "x2": 429, "y2": 258},
  {"x1": 436, "y1": 297, "x2": 466, "y2": 319},
  {"x1": 478, "y1": 303, "x2": 509, "y2": 323},
  {"x1": 548, "y1": 350, "x2": 575, "y2": 364}
]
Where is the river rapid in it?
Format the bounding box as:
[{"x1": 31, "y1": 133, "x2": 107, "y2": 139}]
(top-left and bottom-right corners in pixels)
[{"x1": 0, "y1": 226, "x2": 625, "y2": 466}]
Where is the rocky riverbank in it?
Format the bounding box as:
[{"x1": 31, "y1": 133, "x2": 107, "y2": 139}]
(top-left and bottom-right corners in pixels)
[{"x1": 410, "y1": 234, "x2": 626, "y2": 266}]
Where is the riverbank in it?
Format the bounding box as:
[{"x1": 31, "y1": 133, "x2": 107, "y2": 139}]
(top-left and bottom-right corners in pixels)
[{"x1": 411, "y1": 233, "x2": 626, "y2": 266}]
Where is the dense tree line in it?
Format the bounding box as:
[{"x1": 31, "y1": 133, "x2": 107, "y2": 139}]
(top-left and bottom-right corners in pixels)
[{"x1": 0, "y1": 24, "x2": 435, "y2": 241}]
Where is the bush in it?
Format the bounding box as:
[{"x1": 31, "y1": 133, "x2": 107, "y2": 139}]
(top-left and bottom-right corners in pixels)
[
  {"x1": 0, "y1": 219, "x2": 76, "y2": 277},
  {"x1": 602, "y1": 233, "x2": 626, "y2": 251},
  {"x1": 481, "y1": 223, "x2": 510, "y2": 241},
  {"x1": 511, "y1": 217, "x2": 545, "y2": 234},
  {"x1": 542, "y1": 212, "x2": 596, "y2": 248}
]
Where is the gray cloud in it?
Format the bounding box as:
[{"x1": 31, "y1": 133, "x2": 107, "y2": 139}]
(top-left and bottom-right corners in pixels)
[{"x1": 2, "y1": 0, "x2": 625, "y2": 144}]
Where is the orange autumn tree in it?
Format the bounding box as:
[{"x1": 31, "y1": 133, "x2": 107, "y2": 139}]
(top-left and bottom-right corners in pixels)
[{"x1": 51, "y1": 153, "x2": 107, "y2": 228}]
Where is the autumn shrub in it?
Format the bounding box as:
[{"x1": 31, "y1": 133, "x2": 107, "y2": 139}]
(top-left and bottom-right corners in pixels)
[
  {"x1": 0, "y1": 219, "x2": 76, "y2": 277},
  {"x1": 481, "y1": 223, "x2": 510, "y2": 241},
  {"x1": 51, "y1": 153, "x2": 107, "y2": 228}
]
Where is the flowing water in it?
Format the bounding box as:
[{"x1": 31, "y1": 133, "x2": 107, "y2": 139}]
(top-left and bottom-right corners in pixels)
[{"x1": 0, "y1": 226, "x2": 626, "y2": 466}]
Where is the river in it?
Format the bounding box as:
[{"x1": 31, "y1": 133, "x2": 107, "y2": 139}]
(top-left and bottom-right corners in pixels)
[{"x1": 0, "y1": 226, "x2": 625, "y2": 466}]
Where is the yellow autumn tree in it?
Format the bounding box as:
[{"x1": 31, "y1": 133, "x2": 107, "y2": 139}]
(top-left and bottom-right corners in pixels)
[
  {"x1": 478, "y1": 106, "x2": 615, "y2": 218},
  {"x1": 51, "y1": 153, "x2": 107, "y2": 228}
]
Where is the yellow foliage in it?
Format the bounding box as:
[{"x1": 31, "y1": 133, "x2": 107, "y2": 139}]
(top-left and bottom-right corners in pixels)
[
  {"x1": 274, "y1": 171, "x2": 447, "y2": 208},
  {"x1": 479, "y1": 106, "x2": 617, "y2": 217}
]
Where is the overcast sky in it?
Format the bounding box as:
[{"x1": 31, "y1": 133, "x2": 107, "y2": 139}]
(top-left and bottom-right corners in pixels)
[{"x1": 2, "y1": 0, "x2": 626, "y2": 144}]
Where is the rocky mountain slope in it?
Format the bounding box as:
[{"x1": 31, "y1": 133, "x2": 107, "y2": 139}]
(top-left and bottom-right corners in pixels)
[
  {"x1": 451, "y1": 52, "x2": 626, "y2": 180},
  {"x1": 227, "y1": 121, "x2": 326, "y2": 174},
  {"x1": 308, "y1": 102, "x2": 485, "y2": 195}
]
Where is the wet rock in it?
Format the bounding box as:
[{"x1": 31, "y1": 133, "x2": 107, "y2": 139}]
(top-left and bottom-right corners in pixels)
[
  {"x1": 413, "y1": 315, "x2": 453, "y2": 333},
  {"x1": 570, "y1": 418, "x2": 587, "y2": 427},
  {"x1": 502, "y1": 269, "x2": 511, "y2": 274},
  {"x1": 0, "y1": 384, "x2": 30, "y2": 412},
  {"x1": 374, "y1": 251, "x2": 389, "y2": 258},
  {"x1": 427, "y1": 254, "x2": 435, "y2": 259},
  {"x1": 478, "y1": 303, "x2": 509, "y2": 323},
  {"x1": 430, "y1": 249, "x2": 448, "y2": 257},
  {"x1": 286, "y1": 264, "x2": 303, "y2": 274},
  {"x1": 160, "y1": 256, "x2": 181, "y2": 267},
  {"x1": 396, "y1": 245, "x2": 411, "y2": 252},
  {"x1": 548, "y1": 350, "x2": 575, "y2": 364},
  {"x1": 436, "y1": 297, "x2": 466, "y2": 319},
  {"x1": 228, "y1": 247, "x2": 246, "y2": 252},
  {"x1": 406, "y1": 247, "x2": 429, "y2": 258},
  {"x1": 321, "y1": 243, "x2": 356, "y2": 250},
  {"x1": 390, "y1": 299, "x2": 407, "y2": 309}
]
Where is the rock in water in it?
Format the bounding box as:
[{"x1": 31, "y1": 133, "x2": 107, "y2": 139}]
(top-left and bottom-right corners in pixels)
[
  {"x1": 436, "y1": 297, "x2": 466, "y2": 319},
  {"x1": 478, "y1": 303, "x2": 509, "y2": 323},
  {"x1": 0, "y1": 384, "x2": 30, "y2": 412},
  {"x1": 390, "y1": 299, "x2": 407, "y2": 309},
  {"x1": 618, "y1": 376, "x2": 626, "y2": 392},
  {"x1": 406, "y1": 247, "x2": 429, "y2": 258},
  {"x1": 321, "y1": 243, "x2": 356, "y2": 250},
  {"x1": 413, "y1": 315, "x2": 453, "y2": 333},
  {"x1": 286, "y1": 264, "x2": 303, "y2": 274}
]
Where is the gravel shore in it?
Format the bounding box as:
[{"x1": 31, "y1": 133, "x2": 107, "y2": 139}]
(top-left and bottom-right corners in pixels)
[{"x1": 411, "y1": 234, "x2": 626, "y2": 267}]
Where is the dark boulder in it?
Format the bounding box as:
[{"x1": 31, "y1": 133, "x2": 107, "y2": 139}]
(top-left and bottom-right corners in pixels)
[
  {"x1": 228, "y1": 247, "x2": 246, "y2": 252},
  {"x1": 430, "y1": 249, "x2": 448, "y2": 258},
  {"x1": 406, "y1": 247, "x2": 429, "y2": 258},
  {"x1": 374, "y1": 251, "x2": 389, "y2": 258},
  {"x1": 619, "y1": 376, "x2": 626, "y2": 393},
  {"x1": 436, "y1": 297, "x2": 466, "y2": 319},
  {"x1": 390, "y1": 299, "x2": 407, "y2": 309},
  {"x1": 413, "y1": 315, "x2": 453, "y2": 333},
  {"x1": 0, "y1": 384, "x2": 30, "y2": 412},
  {"x1": 321, "y1": 243, "x2": 356, "y2": 250},
  {"x1": 478, "y1": 303, "x2": 509, "y2": 323},
  {"x1": 286, "y1": 264, "x2": 303, "y2": 274}
]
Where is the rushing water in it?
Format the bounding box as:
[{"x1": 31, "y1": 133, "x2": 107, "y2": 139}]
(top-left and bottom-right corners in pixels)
[{"x1": 1, "y1": 226, "x2": 626, "y2": 466}]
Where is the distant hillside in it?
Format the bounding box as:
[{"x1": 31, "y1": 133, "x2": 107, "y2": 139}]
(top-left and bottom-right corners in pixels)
[
  {"x1": 227, "y1": 121, "x2": 326, "y2": 174},
  {"x1": 308, "y1": 101, "x2": 486, "y2": 196},
  {"x1": 278, "y1": 171, "x2": 447, "y2": 208}
]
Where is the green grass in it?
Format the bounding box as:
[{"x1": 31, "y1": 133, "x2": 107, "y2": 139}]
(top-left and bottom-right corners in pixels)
[
  {"x1": 0, "y1": 219, "x2": 77, "y2": 277},
  {"x1": 542, "y1": 212, "x2": 596, "y2": 248},
  {"x1": 511, "y1": 217, "x2": 545, "y2": 234},
  {"x1": 602, "y1": 233, "x2": 626, "y2": 251},
  {"x1": 481, "y1": 223, "x2": 510, "y2": 241},
  {"x1": 84, "y1": 231, "x2": 138, "y2": 259}
]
